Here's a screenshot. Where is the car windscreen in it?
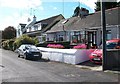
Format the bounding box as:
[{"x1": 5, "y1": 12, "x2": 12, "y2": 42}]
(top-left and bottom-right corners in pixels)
[
  {"x1": 106, "y1": 42, "x2": 117, "y2": 49},
  {"x1": 30, "y1": 46, "x2": 38, "y2": 49},
  {"x1": 25, "y1": 45, "x2": 38, "y2": 50},
  {"x1": 98, "y1": 42, "x2": 118, "y2": 49}
]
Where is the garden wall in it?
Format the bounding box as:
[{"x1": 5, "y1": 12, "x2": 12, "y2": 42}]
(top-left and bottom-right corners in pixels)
[
  {"x1": 104, "y1": 49, "x2": 120, "y2": 71},
  {"x1": 38, "y1": 47, "x2": 94, "y2": 64}
]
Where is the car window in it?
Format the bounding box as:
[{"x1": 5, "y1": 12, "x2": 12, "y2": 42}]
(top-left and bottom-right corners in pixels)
[
  {"x1": 30, "y1": 45, "x2": 38, "y2": 49},
  {"x1": 24, "y1": 45, "x2": 38, "y2": 50},
  {"x1": 98, "y1": 42, "x2": 118, "y2": 49},
  {"x1": 19, "y1": 45, "x2": 24, "y2": 50}
]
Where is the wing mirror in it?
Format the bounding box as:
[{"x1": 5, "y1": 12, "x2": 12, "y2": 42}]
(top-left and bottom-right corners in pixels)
[{"x1": 23, "y1": 49, "x2": 26, "y2": 51}]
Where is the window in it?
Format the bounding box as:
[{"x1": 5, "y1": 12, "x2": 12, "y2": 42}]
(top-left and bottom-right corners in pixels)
[
  {"x1": 71, "y1": 31, "x2": 87, "y2": 44},
  {"x1": 72, "y1": 35, "x2": 78, "y2": 43},
  {"x1": 107, "y1": 30, "x2": 111, "y2": 40},
  {"x1": 59, "y1": 35, "x2": 63, "y2": 41}
]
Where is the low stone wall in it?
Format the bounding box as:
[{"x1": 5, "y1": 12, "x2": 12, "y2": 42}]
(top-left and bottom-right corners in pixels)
[
  {"x1": 105, "y1": 49, "x2": 120, "y2": 70},
  {"x1": 38, "y1": 47, "x2": 94, "y2": 64}
]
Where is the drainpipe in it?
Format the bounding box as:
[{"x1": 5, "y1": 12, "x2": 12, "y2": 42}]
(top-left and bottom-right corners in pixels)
[
  {"x1": 63, "y1": 25, "x2": 66, "y2": 41},
  {"x1": 117, "y1": 25, "x2": 119, "y2": 39},
  {"x1": 101, "y1": 1, "x2": 107, "y2": 71}
]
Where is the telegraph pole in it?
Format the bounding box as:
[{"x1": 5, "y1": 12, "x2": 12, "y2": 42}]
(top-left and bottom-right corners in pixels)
[{"x1": 101, "y1": 1, "x2": 107, "y2": 71}]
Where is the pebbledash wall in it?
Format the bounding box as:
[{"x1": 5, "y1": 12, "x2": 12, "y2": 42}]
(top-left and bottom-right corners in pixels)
[{"x1": 38, "y1": 47, "x2": 94, "y2": 64}]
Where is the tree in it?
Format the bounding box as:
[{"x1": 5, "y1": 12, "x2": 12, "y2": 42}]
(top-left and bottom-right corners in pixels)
[
  {"x1": 72, "y1": 6, "x2": 80, "y2": 17},
  {"x1": 2, "y1": 26, "x2": 16, "y2": 39},
  {"x1": 95, "y1": 0, "x2": 118, "y2": 11}
]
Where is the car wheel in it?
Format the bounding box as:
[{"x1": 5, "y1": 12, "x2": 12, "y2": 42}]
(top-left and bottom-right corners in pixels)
[
  {"x1": 23, "y1": 54, "x2": 26, "y2": 59},
  {"x1": 24, "y1": 53, "x2": 27, "y2": 60},
  {"x1": 18, "y1": 54, "x2": 20, "y2": 57}
]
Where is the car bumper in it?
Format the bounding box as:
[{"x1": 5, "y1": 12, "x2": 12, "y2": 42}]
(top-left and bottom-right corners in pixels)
[
  {"x1": 26, "y1": 53, "x2": 42, "y2": 60},
  {"x1": 89, "y1": 55, "x2": 102, "y2": 64}
]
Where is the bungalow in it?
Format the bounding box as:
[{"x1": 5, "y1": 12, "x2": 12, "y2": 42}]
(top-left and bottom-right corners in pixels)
[
  {"x1": 46, "y1": 7, "x2": 120, "y2": 48},
  {"x1": 16, "y1": 14, "x2": 64, "y2": 42}
]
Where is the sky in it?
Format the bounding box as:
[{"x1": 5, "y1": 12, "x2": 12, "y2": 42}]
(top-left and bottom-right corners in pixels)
[{"x1": 0, "y1": 0, "x2": 119, "y2": 30}]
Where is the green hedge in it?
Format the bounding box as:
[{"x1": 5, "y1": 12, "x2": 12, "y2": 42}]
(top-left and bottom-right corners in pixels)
[
  {"x1": 36, "y1": 41, "x2": 70, "y2": 49},
  {"x1": 1, "y1": 35, "x2": 39, "y2": 51},
  {"x1": 13, "y1": 35, "x2": 39, "y2": 50}
]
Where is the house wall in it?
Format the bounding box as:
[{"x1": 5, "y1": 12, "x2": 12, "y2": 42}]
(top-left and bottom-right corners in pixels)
[
  {"x1": 46, "y1": 26, "x2": 119, "y2": 47},
  {"x1": 110, "y1": 26, "x2": 119, "y2": 39},
  {"x1": 46, "y1": 33, "x2": 55, "y2": 41},
  {"x1": 96, "y1": 26, "x2": 119, "y2": 47},
  {"x1": 55, "y1": 32, "x2": 64, "y2": 41},
  {"x1": 96, "y1": 29, "x2": 102, "y2": 46},
  {"x1": 47, "y1": 31, "x2": 71, "y2": 42},
  {"x1": 17, "y1": 25, "x2": 22, "y2": 38}
]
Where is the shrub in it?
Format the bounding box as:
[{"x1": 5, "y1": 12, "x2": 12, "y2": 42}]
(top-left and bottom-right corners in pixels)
[
  {"x1": 47, "y1": 44, "x2": 64, "y2": 49},
  {"x1": 33, "y1": 37, "x2": 39, "y2": 45},
  {"x1": 73, "y1": 44, "x2": 87, "y2": 49},
  {"x1": 1, "y1": 40, "x2": 9, "y2": 50},
  {"x1": 1, "y1": 39, "x2": 15, "y2": 50},
  {"x1": 8, "y1": 39, "x2": 15, "y2": 50},
  {"x1": 13, "y1": 35, "x2": 35, "y2": 50},
  {"x1": 36, "y1": 41, "x2": 70, "y2": 49}
]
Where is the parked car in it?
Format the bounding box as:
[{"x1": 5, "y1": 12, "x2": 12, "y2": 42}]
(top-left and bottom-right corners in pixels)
[
  {"x1": 89, "y1": 39, "x2": 120, "y2": 64},
  {"x1": 18, "y1": 44, "x2": 42, "y2": 60}
]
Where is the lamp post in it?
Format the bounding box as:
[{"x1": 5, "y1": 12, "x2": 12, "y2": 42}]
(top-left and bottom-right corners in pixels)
[{"x1": 101, "y1": 1, "x2": 107, "y2": 71}]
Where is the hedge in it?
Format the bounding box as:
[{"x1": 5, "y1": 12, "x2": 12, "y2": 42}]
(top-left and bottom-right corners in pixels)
[
  {"x1": 13, "y1": 35, "x2": 39, "y2": 50},
  {"x1": 1, "y1": 35, "x2": 39, "y2": 51},
  {"x1": 1, "y1": 39, "x2": 15, "y2": 50}
]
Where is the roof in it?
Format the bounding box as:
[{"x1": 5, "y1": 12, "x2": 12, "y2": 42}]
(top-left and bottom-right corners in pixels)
[
  {"x1": 25, "y1": 14, "x2": 64, "y2": 35},
  {"x1": 47, "y1": 7, "x2": 119, "y2": 33},
  {"x1": 35, "y1": 14, "x2": 64, "y2": 32},
  {"x1": 46, "y1": 17, "x2": 80, "y2": 33},
  {"x1": 35, "y1": 14, "x2": 63, "y2": 24}
]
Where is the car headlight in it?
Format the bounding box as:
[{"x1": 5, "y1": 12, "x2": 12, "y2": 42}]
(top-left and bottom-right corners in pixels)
[{"x1": 91, "y1": 54, "x2": 97, "y2": 56}]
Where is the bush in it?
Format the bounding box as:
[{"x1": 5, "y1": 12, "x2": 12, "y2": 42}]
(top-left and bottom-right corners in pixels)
[
  {"x1": 73, "y1": 44, "x2": 87, "y2": 49},
  {"x1": 8, "y1": 39, "x2": 15, "y2": 50},
  {"x1": 33, "y1": 37, "x2": 39, "y2": 45},
  {"x1": 1, "y1": 40, "x2": 9, "y2": 50},
  {"x1": 36, "y1": 41, "x2": 70, "y2": 49},
  {"x1": 13, "y1": 35, "x2": 36, "y2": 50},
  {"x1": 1, "y1": 39, "x2": 15, "y2": 50},
  {"x1": 47, "y1": 44, "x2": 64, "y2": 49}
]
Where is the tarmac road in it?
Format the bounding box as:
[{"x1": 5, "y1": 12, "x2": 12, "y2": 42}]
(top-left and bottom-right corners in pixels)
[{"x1": 0, "y1": 49, "x2": 119, "y2": 83}]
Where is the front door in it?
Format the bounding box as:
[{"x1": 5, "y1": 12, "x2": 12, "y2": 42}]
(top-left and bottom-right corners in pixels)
[{"x1": 87, "y1": 31, "x2": 96, "y2": 48}]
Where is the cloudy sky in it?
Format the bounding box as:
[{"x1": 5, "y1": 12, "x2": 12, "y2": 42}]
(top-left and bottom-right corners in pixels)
[{"x1": 0, "y1": 0, "x2": 119, "y2": 30}]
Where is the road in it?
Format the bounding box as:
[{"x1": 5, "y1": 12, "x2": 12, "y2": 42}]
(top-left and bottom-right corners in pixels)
[{"x1": 0, "y1": 49, "x2": 119, "y2": 82}]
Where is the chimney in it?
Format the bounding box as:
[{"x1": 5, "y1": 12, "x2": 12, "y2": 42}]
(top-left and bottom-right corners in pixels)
[{"x1": 33, "y1": 15, "x2": 36, "y2": 22}]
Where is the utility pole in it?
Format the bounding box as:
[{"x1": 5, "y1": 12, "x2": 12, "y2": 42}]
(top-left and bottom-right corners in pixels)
[{"x1": 101, "y1": 1, "x2": 107, "y2": 71}]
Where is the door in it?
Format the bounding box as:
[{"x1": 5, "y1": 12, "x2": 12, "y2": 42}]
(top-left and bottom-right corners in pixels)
[{"x1": 87, "y1": 31, "x2": 96, "y2": 48}]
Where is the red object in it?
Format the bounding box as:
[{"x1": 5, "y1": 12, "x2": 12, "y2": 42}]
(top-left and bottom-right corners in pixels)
[
  {"x1": 89, "y1": 49, "x2": 102, "y2": 64},
  {"x1": 89, "y1": 39, "x2": 120, "y2": 64}
]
